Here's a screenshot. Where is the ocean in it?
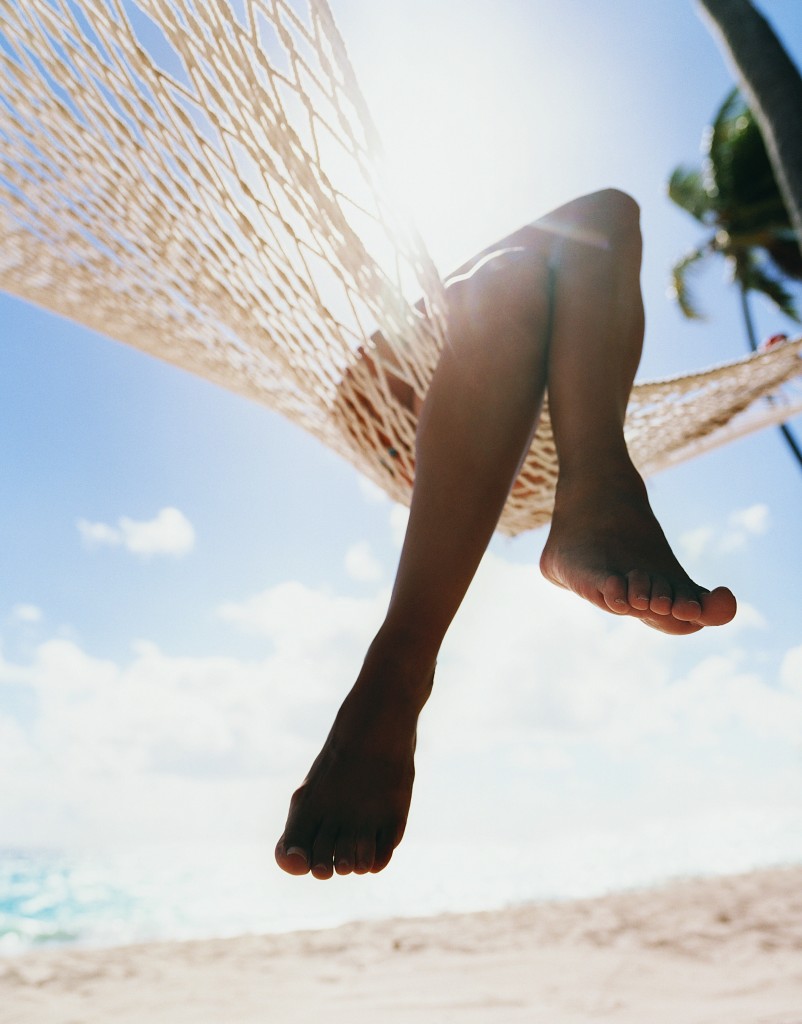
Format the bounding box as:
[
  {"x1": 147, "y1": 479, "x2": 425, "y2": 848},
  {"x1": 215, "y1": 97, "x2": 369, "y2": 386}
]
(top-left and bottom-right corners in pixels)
[{"x1": 4, "y1": 813, "x2": 802, "y2": 955}]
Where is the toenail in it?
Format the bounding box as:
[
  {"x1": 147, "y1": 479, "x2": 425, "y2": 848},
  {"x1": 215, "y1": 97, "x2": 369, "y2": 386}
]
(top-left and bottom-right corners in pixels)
[{"x1": 285, "y1": 846, "x2": 308, "y2": 864}]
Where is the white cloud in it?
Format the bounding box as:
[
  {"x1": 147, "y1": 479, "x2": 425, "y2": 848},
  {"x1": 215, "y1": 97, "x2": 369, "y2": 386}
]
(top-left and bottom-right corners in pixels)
[
  {"x1": 357, "y1": 474, "x2": 390, "y2": 505},
  {"x1": 679, "y1": 525, "x2": 714, "y2": 560},
  {"x1": 389, "y1": 504, "x2": 409, "y2": 546},
  {"x1": 664, "y1": 651, "x2": 802, "y2": 744},
  {"x1": 344, "y1": 540, "x2": 384, "y2": 582},
  {"x1": 722, "y1": 600, "x2": 766, "y2": 633},
  {"x1": 680, "y1": 503, "x2": 771, "y2": 558},
  {"x1": 77, "y1": 507, "x2": 195, "y2": 557},
  {"x1": 432, "y1": 551, "x2": 676, "y2": 751},
  {"x1": 10, "y1": 603, "x2": 42, "y2": 624},
  {"x1": 730, "y1": 503, "x2": 770, "y2": 535},
  {"x1": 1, "y1": 543, "x2": 800, "y2": 858},
  {"x1": 716, "y1": 504, "x2": 770, "y2": 553},
  {"x1": 77, "y1": 520, "x2": 120, "y2": 548},
  {"x1": 0, "y1": 577, "x2": 391, "y2": 846},
  {"x1": 780, "y1": 645, "x2": 802, "y2": 693},
  {"x1": 119, "y1": 508, "x2": 195, "y2": 556},
  {"x1": 218, "y1": 580, "x2": 385, "y2": 652}
]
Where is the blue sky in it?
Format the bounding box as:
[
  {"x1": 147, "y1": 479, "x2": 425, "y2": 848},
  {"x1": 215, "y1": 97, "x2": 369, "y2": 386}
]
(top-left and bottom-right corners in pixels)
[{"x1": 1, "y1": 0, "x2": 801, "y2": 917}]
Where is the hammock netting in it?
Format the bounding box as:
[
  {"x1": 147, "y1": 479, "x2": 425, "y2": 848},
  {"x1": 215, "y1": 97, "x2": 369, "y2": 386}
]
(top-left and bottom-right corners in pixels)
[{"x1": 1, "y1": 0, "x2": 801, "y2": 535}]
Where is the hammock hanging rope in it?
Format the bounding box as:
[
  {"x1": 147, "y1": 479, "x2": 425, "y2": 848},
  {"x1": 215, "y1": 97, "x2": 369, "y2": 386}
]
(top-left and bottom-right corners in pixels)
[{"x1": 1, "y1": 0, "x2": 801, "y2": 536}]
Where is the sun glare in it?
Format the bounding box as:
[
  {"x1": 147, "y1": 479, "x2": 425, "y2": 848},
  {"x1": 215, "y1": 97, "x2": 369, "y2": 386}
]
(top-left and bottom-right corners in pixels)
[
  {"x1": 339, "y1": 4, "x2": 599, "y2": 276},
  {"x1": 340, "y1": 9, "x2": 536, "y2": 270}
]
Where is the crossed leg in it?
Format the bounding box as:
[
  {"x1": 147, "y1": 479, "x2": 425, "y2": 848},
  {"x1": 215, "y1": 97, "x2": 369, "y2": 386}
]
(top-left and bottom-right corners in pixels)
[
  {"x1": 537, "y1": 190, "x2": 736, "y2": 633},
  {"x1": 275, "y1": 188, "x2": 736, "y2": 880}
]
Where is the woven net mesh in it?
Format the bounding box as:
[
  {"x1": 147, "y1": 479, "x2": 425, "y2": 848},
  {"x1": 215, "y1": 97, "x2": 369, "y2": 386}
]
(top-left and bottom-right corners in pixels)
[{"x1": 1, "y1": 0, "x2": 801, "y2": 535}]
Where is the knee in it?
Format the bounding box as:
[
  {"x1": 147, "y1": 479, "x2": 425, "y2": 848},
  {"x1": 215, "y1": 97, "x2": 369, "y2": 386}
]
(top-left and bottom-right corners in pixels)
[
  {"x1": 559, "y1": 190, "x2": 641, "y2": 273},
  {"x1": 545, "y1": 188, "x2": 641, "y2": 251},
  {"x1": 533, "y1": 189, "x2": 642, "y2": 274},
  {"x1": 587, "y1": 189, "x2": 641, "y2": 247},
  {"x1": 589, "y1": 188, "x2": 640, "y2": 218}
]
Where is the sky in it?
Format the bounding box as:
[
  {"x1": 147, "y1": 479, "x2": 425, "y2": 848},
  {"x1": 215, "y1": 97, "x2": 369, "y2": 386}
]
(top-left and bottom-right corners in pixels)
[{"x1": 1, "y1": 0, "x2": 802, "y2": 923}]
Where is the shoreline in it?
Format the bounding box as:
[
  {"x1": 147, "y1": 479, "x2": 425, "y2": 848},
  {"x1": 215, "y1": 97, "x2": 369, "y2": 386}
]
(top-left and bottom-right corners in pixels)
[{"x1": 2, "y1": 865, "x2": 801, "y2": 1023}]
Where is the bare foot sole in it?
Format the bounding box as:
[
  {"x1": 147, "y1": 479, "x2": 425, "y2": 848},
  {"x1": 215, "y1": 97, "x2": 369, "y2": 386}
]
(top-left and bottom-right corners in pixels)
[
  {"x1": 540, "y1": 466, "x2": 736, "y2": 634},
  {"x1": 275, "y1": 650, "x2": 433, "y2": 880}
]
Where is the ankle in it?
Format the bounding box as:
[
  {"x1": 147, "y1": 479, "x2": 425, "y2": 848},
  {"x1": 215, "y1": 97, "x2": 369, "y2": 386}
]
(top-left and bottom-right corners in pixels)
[
  {"x1": 555, "y1": 445, "x2": 641, "y2": 497},
  {"x1": 371, "y1": 619, "x2": 442, "y2": 666},
  {"x1": 356, "y1": 625, "x2": 438, "y2": 710}
]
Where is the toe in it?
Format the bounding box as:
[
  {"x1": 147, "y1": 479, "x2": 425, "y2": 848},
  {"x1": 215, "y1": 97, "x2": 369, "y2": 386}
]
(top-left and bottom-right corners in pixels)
[
  {"x1": 601, "y1": 573, "x2": 630, "y2": 614},
  {"x1": 370, "y1": 827, "x2": 397, "y2": 874},
  {"x1": 671, "y1": 583, "x2": 703, "y2": 622},
  {"x1": 354, "y1": 833, "x2": 377, "y2": 875},
  {"x1": 648, "y1": 576, "x2": 673, "y2": 616},
  {"x1": 625, "y1": 569, "x2": 651, "y2": 611},
  {"x1": 334, "y1": 832, "x2": 357, "y2": 876},
  {"x1": 641, "y1": 614, "x2": 702, "y2": 636},
  {"x1": 275, "y1": 838, "x2": 311, "y2": 876},
  {"x1": 276, "y1": 784, "x2": 318, "y2": 875},
  {"x1": 311, "y1": 829, "x2": 337, "y2": 880},
  {"x1": 699, "y1": 586, "x2": 737, "y2": 626}
]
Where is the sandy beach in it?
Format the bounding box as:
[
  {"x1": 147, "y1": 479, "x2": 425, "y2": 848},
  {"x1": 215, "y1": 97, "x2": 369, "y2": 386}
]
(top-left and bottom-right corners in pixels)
[{"x1": 2, "y1": 865, "x2": 801, "y2": 1023}]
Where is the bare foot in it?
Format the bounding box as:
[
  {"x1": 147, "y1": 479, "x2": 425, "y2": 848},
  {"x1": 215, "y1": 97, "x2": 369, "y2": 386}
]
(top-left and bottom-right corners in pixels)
[
  {"x1": 275, "y1": 645, "x2": 434, "y2": 879},
  {"x1": 540, "y1": 464, "x2": 736, "y2": 634}
]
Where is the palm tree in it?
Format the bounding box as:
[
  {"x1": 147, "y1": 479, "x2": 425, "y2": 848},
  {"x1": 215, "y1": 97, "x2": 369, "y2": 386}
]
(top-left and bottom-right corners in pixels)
[
  {"x1": 696, "y1": 0, "x2": 802, "y2": 254},
  {"x1": 668, "y1": 88, "x2": 802, "y2": 469}
]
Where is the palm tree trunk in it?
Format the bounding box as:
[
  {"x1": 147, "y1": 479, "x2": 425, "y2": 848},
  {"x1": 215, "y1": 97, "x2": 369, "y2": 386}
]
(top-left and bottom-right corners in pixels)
[
  {"x1": 697, "y1": 0, "x2": 802, "y2": 259},
  {"x1": 739, "y1": 282, "x2": 802, "y2": 472}
]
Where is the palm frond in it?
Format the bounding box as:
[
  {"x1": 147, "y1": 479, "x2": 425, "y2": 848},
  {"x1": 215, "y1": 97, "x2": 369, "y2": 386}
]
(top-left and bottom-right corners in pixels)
[
  {"x1": 669, "y1": 248, "x2": 708, "y2": 320},
  {"x1": 707, "y1": 87, "x2": 744, "y2": 155},
  {"x1": 667, "y1": 167, "x2": 714, "y2": 224},
  {"x1": 706, "y1": 88, "x2": 790, "y2": 232},
  {"x1": 763, "y1": 230, "x2": 802, "y2": 282},
  {"x1": 741, "y1": 259, "x2": 801, "y2": 322}
]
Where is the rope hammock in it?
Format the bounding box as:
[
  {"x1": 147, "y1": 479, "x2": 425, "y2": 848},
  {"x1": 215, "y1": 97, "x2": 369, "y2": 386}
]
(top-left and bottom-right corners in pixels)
[{"x1": 1, "y1": 0, "x2": 800, "y2": 536}]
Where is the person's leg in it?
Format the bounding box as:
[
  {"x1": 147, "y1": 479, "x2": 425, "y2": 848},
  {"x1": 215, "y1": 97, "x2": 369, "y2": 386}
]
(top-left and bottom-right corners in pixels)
[
  {"x1": 537, "y1": 189, "x2": 737, "y2": 632},
  {"x1": 275, "y1": 241, "x2": 555, "y2": 880},
  {"x1": 275, "y1": 189, "x2": 737, "y2": 880}
]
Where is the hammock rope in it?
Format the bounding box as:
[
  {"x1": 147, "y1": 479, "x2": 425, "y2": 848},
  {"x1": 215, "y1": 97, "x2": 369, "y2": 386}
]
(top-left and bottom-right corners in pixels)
[{"x1": 1, "y1": 0, "x2": 800, "y2": 535}]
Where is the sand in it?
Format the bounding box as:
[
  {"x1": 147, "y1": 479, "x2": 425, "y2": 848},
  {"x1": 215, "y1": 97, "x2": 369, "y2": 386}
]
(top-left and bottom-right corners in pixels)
[{"x1": 1, "y1": 866, "x2": 801, "y2": 1023}]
